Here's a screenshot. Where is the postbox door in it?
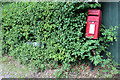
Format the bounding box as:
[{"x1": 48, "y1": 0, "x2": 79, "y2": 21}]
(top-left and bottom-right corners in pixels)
[{"x1": 86, "y1": 21, "x2": 99, "y2": 39}]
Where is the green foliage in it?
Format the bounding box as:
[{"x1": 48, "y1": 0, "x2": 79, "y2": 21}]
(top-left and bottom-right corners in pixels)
[
  {"x1": 2, "y1": 2, "x2": 118, "y2": 73},
  {"x1": 97, "y1": 52, "x2": 119, "y2": 78}
]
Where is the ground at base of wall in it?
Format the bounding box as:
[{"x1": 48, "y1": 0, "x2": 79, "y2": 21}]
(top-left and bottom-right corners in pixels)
[
  {"x1": 0, "y1": 56, "x2": 36, "y2": 78},
  {"x1": 0, "y1": 56, "x2": 120, "y2": 78}
]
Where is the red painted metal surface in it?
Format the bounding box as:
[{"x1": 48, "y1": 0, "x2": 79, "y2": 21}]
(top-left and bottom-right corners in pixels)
[{"x1": 85, "y1": 9, "x2": 102, "y2": 39}]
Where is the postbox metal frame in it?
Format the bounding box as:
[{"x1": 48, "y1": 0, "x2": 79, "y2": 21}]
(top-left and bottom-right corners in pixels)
[{"x1": 86, "y1": 9, "x2": 102, "y2": 39}]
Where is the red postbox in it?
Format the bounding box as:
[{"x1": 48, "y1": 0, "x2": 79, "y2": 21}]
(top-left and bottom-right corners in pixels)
[{"x1": 85, "y1": 9, "x2": 102, "y2": 39}]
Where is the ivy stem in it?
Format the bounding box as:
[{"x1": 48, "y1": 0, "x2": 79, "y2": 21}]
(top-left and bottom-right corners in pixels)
[
  {"x1": 91, "y1": 49, "x2": 96, "y2": 71},
  {"x1": 91, "y1": 61, "x2": 93, "y2": 71}
]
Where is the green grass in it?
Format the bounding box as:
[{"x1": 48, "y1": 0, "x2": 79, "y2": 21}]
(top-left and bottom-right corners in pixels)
[{"x1": 0, "y1": 56, "x2": 35, "y2": 78}]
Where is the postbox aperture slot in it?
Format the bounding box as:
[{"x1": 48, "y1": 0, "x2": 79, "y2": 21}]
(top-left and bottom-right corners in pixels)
[
  {"x1": 88, "y1": 15, "x2": 98, "y2": 16},
  {"x1": 87, "y1": 16, "x2": 99, "y2": 22},
  {"x1": 88, "y1": 21, "x2": 99, "y2": 22}
]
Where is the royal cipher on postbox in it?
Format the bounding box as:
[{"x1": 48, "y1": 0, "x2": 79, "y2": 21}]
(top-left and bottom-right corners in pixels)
[{"x1": 85, "y1": 9, "x2": 102, "y2": 39}]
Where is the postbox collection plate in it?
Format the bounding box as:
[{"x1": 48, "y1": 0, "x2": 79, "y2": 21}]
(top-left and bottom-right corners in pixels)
[{"x1": 89, "y1": 24, "x2": 95, "y2": 34}]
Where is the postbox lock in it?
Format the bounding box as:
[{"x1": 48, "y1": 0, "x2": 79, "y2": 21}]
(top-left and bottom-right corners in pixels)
[{"x1": 85, "y1": 9, "x2": 102, "y2": 39}]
